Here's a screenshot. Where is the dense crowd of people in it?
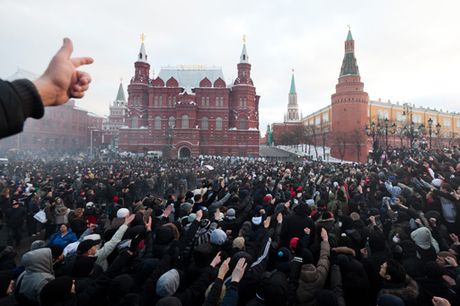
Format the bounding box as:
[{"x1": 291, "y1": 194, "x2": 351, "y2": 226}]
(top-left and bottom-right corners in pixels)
[{"x1": 0, "y1": 147, "x2": 460, "y2": 306}]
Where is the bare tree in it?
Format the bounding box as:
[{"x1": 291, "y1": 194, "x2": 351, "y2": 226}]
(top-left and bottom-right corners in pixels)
[
  {"x1": 332, "y1": 131, "x2": 348, "y2": 161},
  {"x1": 306, "y1": 125, "x2": 319, "y2": 159},
  {"x1": 349, "y1": 128, "x2": 367, "y2": 163}
]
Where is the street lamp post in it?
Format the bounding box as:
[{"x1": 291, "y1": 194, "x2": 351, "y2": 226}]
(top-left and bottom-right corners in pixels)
[
  {"x1": 436, "y1": 123, "x2": 441, "y2": 148},
  {"x1": 428, "y1": 117, "x2": 433, "y2": 149},
  {"x1": 89, "y1": 125, "x2": 95, "y2": 158},
  {"x1": 384, "y1": 118, "x2": 389, "y2": 149}
]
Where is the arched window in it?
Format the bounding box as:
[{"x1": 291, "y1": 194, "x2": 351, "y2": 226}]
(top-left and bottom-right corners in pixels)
[
  {"x1": 168, "y1": 116, "x2": 175, "y2": 127},
  {"x1": 182, "y1": 115, "x2": 189, "y2": 129},
  {"x1": 383, "y1": 110, "x2": 389, "y2": 119},
  {"x1": 240, "y1": 118, "x2": 246, "y2": 130},
  {"x1": 220, "y1": 97, "x2": 224, "y2": 106},
  {"x1": 132, "y1": 116, "x2": 138, "y2": 129},
  {"x1": 201, "y1": 97, "x2": 205, "y2": 106},
  {"x1": 206, "y1": 97, "x2": 209, "y2": 106},
  {"x1": 378, "y1": 110, "x2": 383, "y2": 120},
  {"x1": 215, "y1": 97, "x2": 219, "y2": 107},
  {"x1": 396, "y1": 112, "x2": 402, "y2": 122},
  {"x1": 315, "y1": 116, "x2": 320, "y2": 125},
  {"x1": 202, "y1": 117, "x2": 208, "y2": 130},
  {"x1": 154, "y1": 116, "x2": 161, "y2": 129},
  {"x1": 216, "y1": 117, "x2": 223, "y2": 130}
]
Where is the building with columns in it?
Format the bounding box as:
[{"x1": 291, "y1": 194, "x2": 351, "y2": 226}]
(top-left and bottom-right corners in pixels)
[{"x1": 118, "y1": 36, "x2": 261, "y2": 157}]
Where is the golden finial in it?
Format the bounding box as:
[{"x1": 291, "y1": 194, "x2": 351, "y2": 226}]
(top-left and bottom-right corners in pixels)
[
  {"x1": 152, "y1": 69, "x2": 155, "y2": 78},
  {"x1": 119, "y1": 77, "x2": 123, "y2": 83},
  {"x1": 347, "y1": 25, "x2": 351, "y2": 30},
  {"x1": 243, "y1": 35, "x2": 246, "y2": 44},
  {"x1": 140, "y1": 33, "x2": 146, "y2": 43}
]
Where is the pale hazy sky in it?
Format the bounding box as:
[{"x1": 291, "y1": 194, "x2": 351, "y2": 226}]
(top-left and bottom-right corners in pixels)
[{"x1": 1, "y1": 0, "x2": 460, "y2": 134}]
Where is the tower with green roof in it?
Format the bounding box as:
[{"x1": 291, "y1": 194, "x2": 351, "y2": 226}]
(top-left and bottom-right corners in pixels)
[
  {"x1": 285, "y1": 69, "x2": 300, "y2": 122},
  {"x1": 331, "y1": 28, "x2": 369, "y2": 162}
]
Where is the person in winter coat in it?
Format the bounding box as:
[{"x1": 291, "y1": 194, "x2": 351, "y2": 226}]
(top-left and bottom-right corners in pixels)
[
  {"x1": 296, "y1": 228, "x2": 330, "y2": 306},
  {"x1": 281, "y1": 203, "x2": 315, "y2": 247},
  {"x1": 378, "y1": 258, "x2": 419, "y2": 306},
  {"x1": 416, "y1": 261, "x2": 459, "y2": 306},
  {"x1": 5, "y1": 201, "x2": 27, "y2": 247},
  {"x1": 410, "y1": 227, "x2": 440, "y2": 262},
  {"x1": 47, "y1": 224, "x2": 78, "y2": 248},
  {"x1": 14, "y1": 248, "x2": 55, "y2": 305}
]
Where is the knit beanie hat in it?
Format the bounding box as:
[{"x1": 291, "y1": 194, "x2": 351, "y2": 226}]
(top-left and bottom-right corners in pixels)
[
  {"x1": 113, "y1": 197, "x2": 119, "y2": 203},
  {"x1": 432, "y1": 178, "x2": 442, "y2": 187},
  {"x1": 277, "y1": 247, "x2": 290, "y2": 262},
  {"x1": 72, "y1": 256, "x2": 95, "y2": 277},
  {"x1": 424, "y1": 261, "x2": 443, "y2": 279},
  {"x1": 107, "y1": 274, "x2": 134, "y2": 303},
  {"x1": 156, "y1": 269, "x2": 180, "y2": 297},
  {"x1": 302, "y1": 248, "x2": 314, "y2": 264},
  {"x1": 47, "y1": 245, "x2": 64, "y2": 260},
  {"x1": 40, "y1": 276, "x2": 73, "y2": 304},
  {"x1": 210, "y1": 229, "x2": 227, "y2": 245},
  {"x1": 117, "y1": 208, "x2": 129, "y2": 219},
  {"x1": 180, "y1": 202, "x2": 192, "y2": 216},
  {"x1": 227, "y1": 208, "x2": 236, "y2": 218},
  {"x1": 377, "y1": 294, "x2": 404, "y2": 306},
  {"x1": 31, "y1": 240, "x2": 46, "y2": 250}
]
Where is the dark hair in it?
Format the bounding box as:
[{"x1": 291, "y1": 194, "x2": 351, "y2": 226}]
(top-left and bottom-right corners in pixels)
[
  {"x1": 441, "y1": 183, "x2": 452, "y2": 193},
  {"x1": 385, "y1": 259, "x2": 406, "y2": 284}
]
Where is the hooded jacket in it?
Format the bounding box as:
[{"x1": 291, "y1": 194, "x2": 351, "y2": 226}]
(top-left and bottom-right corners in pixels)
[
  {"x1": 296, "y1": 240, "x2": 330, "y2": 306},
  {"x1": 15, "y1": 248, "x2": 55, "y2": 304}
]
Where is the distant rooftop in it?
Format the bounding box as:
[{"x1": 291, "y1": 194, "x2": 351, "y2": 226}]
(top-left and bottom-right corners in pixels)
[
  {"x1": 157, "y1": 66, "x2": 225, "y2": 88},
  {"x1": 6, "y1": 68, "x2": 39, "y2": 82}
]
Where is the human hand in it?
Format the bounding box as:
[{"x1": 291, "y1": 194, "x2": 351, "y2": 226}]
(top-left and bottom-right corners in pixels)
[
  {"x1": 263, "y1": 216, "x2": 271, "y2": 229},
  {"x1": 145, "y1": 216, "x2": 152, "y2": 231},
  {"x1": 196, "y1": 209, "x2": 203, "y2": 222},
  {"x1": 277, "y1": 212, "x2": 283, "y2": 224},
  {"x1": 164, "y1": 205, "x2": 172, "y2": 218},
  {"x1": 271, "y1": 197, "x2": 276, "y2": 205},
  {"x1": 214, "y1": 208, "x2": 221, "y2": 221},
  {"x1": 445, "y1": 256, "x2": 458, "y2": 267},
  {"x1": 231, "y1": 258, "x2": 247, "y2": 283},
  {"x1": 449, "y1": 233, "x2": 459, "y2": 245},
  {"x1": 360, "y1": 247, "x2": 368, "y2": 259},
  {"x1": 33, "y1": 38, "x2": 93, "y2": 106},
  {"x1": 285, "y1": 201, "x2": 290, "y2": 208},
  {"x1": 218, "y1": 258, "x2": 231, "y2": 279},
  {"x1": 415, "y1": 218, "x2": 422, "y2": 226},
  {"x1": 442, "y1": 275, "x2": 456, "y2": 287},
  {"x1": 304, "y1": 227, "x2": 311, "y2": 235},
  {"x1": 259, "y1": 209, "x2": 266, "y2": 215},
  {"x1": 226, "y1": 229, "x2": 232, "y2": 236},
  {"x1": 369, "y1": 216, "x2": 376, "y2": 225},
  {"x1": 124, "y1": 214, "x2": 135, "y2": 225},
  {"x1": 320, "y1": 228, "x2": 328, "y2": 241},
  {"x1": 430, "y1": 218, "x2": 437, "y2": 227},
  {"x1": 432, "y1": 296, "x2": 452, "y2": 306},
  {"x1": 210, "y1": 251, "x2": 222, "y2": 268}
]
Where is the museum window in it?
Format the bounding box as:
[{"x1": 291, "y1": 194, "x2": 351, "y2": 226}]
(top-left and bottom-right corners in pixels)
[
  {"x1": 168, "y1": 96, "x2": 172, "y2": 106},
  {"x1": 154, "y1": 96, "x2": 158, "y2": 106},
  {"x1": 159, "y1": 96, "x2": 163, "y2": 106},
  {"x1": 239, "y1": 98, "x2": 242, "y2": 107},
  {"x1": 216, "y1": 117, "x2": 223, "y2": 130},
  {"x1": 240, "y1": 118, "x2": 246, "y2": 130},
  {"x1": 206, "y1": 97, "x2": 209, "y2": 106},
  {"x1": 132, "y1": 116, "x2": 138, "y2": 129},
  {"x1": 202, "y1": 97, "x2": 205, "y2": 106},
  {"x1": 215, "y1": 97, "x2": 219, "y2": 107},
  {"x1": 169, "y1": 116, "x2": 175, "y2": 127},
  {"x1": 244, "y1": 98, "x2": 247, "y2": 109},
  {"x1": 182, "y1": 115, "x2": 189, "y2": 129},
  {"x1": 220, "y1": 97, "x2": 224, "y2": 106},
  {"x1": 173, "y1": 96, "x2": 176, "y2": 104},
  {"x1": 154, "y1": 116, "x2": 161, "y2": 129},
  {"x1": 202, "y1": 117, "x2": 208, "y2": 130}
]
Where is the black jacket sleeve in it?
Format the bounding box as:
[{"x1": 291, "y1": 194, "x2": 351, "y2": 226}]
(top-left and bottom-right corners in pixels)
[{"x1": 0, "y1": 79, "x2": 44, "y2": 139}]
